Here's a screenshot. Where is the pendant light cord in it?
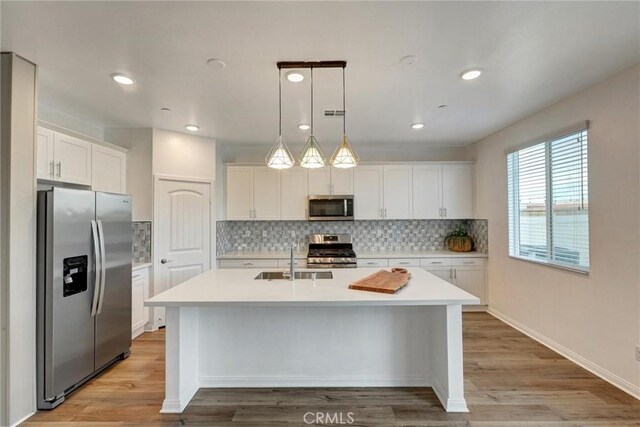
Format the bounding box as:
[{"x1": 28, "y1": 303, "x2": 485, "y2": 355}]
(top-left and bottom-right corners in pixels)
[
  {"x1": 342, "y1": 66, "x2": 346, "y2": 136},
  {"x1": 310, "y1": 67, "x2": 314, "y2": 134},
  {"x1": 278, "y1": 68, "x2": 282, "y2": 136}
]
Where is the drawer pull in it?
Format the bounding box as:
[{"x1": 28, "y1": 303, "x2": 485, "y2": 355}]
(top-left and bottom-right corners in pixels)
[
  {"x1": 463, "y1": 261, "x2": 474, "y2": 264},
  {"x1": 366, "y1": 262, "x2": 377, "y2": 265},
  {"x1": 430, "y1": 261, "x2": 443, "y2": 264},
  {"x1": 398, "y1": 262, "x2": 410, "y2": 265},
  {"x1": 132, "y1": 274, "x2": 141, "y2": 279},
  {"x1": 242, "y1": 262, "x2": 254, "y2": 266}
]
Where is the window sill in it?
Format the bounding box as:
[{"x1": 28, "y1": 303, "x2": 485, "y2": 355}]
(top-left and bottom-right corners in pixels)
[{"x1": 508, "y1": 255, "x2": 590, "y2": 276}]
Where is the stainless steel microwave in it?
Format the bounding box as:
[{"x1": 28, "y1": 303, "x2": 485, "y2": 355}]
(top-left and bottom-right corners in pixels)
[{"x1": 308, "y1": 195, "x2": 354, "y2": 221}]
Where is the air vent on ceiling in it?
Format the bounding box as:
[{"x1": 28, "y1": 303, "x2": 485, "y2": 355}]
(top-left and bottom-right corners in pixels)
[{"x1": 324, "y1": 110, "x2": 345, "y2": 117}]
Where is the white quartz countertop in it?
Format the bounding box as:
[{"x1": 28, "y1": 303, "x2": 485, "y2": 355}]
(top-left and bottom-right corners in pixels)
[
  {"x1": 133, "y1": 262, "x2": 152, "y2": 271},
  {"x1": 217, "y1": 250, "x2": 486, "y2": 259},
  {"x1": 145, "y1": 267, "x2": 480, "y2": 307}
]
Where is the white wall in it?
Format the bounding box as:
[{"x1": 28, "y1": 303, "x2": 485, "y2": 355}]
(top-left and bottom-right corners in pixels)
[
  {"x1": 152, "y1": 128, "x2": 216, "y2": 179},
  {"x1": 104, "y1": 128, "x2": 153, "y2": 221},
  {"x1": 468, "y1": 64, "x2": 640, "y2": 397},
  {"x1": 38, "y1": 103, "x2": 104, "y2": 141},
  {"x1": 0, "y1": 53, "x2": 38, "y2": 426}
]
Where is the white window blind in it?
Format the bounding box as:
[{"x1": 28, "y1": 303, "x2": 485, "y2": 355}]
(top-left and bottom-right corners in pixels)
[{"x1": 507, "y1": 124, "x2": 589, "y2": 272}]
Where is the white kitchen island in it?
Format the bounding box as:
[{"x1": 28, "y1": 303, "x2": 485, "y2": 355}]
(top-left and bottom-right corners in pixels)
[{"x1": 145, "y1": 267, "x2": 479, "y2": 414}]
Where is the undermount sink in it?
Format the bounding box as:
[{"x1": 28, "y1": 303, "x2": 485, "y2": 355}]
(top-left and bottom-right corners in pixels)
[{"x1": 254, "y1": 271, "x2": 333, "y2": 281}]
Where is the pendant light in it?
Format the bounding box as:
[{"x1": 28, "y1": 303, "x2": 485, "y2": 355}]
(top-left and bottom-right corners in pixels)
[
  {"x1": 299, "y1": 67, "x2": 326, "y2": 168},
  {"x1": 330, "y1": 66, "x2": 359, "y2": 168},
  {"x1": 266, "y1": 68, "x2": 295, "y2": 169}
]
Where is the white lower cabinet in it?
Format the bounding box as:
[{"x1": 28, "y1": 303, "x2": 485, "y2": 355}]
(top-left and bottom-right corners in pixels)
[
  {"x1": 420, "y1": 257, "x2": 485, "y2": 305},
  {"x1": 218, "y1": 259, "x2": 279, "y2": 269},
  {"x1": 132, "y1": 267, "x2": 150, "y2": 339},
  {"x1": 357, "y1": 258, "x2": 389, "y2": 268}
]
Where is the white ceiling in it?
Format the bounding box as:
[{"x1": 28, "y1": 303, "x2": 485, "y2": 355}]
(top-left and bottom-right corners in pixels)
[{"x1": 2, "y1": 1, "x2": 639, "y2": 147}]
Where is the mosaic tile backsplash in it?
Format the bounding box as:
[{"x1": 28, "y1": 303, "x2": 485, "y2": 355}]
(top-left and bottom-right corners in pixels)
[
  {"x1": 217, "y1": 219, "x2": 488, "y2": 255},
  {"x1": 132, "y1": 221, "x2": 152, "y2": 263}
]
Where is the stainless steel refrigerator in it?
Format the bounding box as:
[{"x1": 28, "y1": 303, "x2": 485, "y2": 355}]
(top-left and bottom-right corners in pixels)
[{"x1": 37, "y1": 188, "x2": 132, "y2": 409}]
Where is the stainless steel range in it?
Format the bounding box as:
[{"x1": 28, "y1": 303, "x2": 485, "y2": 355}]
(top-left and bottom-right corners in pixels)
[{"x1": 307, "y1": 234, "x2": 357, "y2": 268}]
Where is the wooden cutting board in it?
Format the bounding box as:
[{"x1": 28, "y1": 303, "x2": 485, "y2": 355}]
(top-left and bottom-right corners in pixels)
[{"x1": 348, "y1": 269, "x2": 411, "y2": 294}]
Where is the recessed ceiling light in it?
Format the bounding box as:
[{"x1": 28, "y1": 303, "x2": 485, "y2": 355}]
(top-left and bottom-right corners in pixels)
[
  {"x1": 298, "y1": 124, "x2": 310, "y2": 130},
  {"x1": 111, "y1": 73, "x2": 134, "y2": 85},
  {"x1": 286, "y1": 70, "x2": 304, "y2": 83},
  {"x1": 160, "y1": 107, "x2": 171, "y2": 112},
  {"x1": 185, "y1": 124, "x2": 199, "y2": 132},
  {"x1": 460, "y1": 68, "x2": 483, "y2": 80},
  {"x1": 411, "y1": 123, "x2": 424, "y2": 129}
]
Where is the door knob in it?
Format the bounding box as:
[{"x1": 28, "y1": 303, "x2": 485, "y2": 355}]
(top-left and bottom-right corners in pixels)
[{"x1": 160, "y1": 258, "x2": 171, "y2": 264}]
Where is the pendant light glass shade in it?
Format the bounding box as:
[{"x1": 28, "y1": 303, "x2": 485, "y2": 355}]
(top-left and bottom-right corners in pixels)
[
  {"x1": 266, "y1": 135, "x2": 295, "y2": 169},
  {"x1": 299, "y1": 134, "x2": 326, "y2": 168},
  {"x1": 330, "y1": 135, "x2": 359, "y2": 168}
]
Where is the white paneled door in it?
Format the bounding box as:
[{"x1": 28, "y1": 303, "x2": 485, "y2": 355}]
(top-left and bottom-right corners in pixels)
[{"x1": 155, "y1": 177, "x2": 211, "y2": 326}]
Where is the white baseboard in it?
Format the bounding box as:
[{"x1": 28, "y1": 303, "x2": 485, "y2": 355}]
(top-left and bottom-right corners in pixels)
[
  {"x1": 488, "y1": 307, "x2": 640, "y2": 400},
  {"x1": 160, "y1": 382, "x2": 199, "y2": 414},
  {"x1": 199, "y1": 375, "x2": 431, "y2": 388},
  {"x1": 10, "y1": 410, "x2": 35, "y2": 427},
  {"x1": 431, "y1": 380, "x2": 469, "y2": 413}
]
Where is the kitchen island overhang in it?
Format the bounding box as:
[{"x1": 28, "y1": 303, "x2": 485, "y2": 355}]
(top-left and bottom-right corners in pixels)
[{"x1": 145, "y1": 268, "x2": 479, "y2": 414}]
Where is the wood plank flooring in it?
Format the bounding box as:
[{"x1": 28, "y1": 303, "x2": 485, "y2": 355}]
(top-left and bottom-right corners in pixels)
[{"x1": 23, "y1": 312, "x2": 640, "y2": 426}]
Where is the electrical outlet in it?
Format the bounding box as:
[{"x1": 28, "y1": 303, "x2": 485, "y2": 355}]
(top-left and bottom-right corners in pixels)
[
  {"x1": 262, "y1": 230, "x2": 267, "y2": 238},
  {"x1": 636, "y1": 345, "x2": 640, "y2": 362}
]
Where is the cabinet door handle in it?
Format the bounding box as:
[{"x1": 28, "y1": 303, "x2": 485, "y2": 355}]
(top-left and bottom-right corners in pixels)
[
  {"x1": 384, "y1": 208, "x2": 387, "y2": 218},
  {"x1": 444, "y1": 208, "x2": 447, "y2": 218},
  {"x1": 49, "y1": 161, "x2": 55, "y2": 177},
  {"x1": 449, "y1": 268, "x2": 453, "y2": 279},
  {"x1": 132, "y1": 274, "x2": 141, "y2": 279},
  {"x1": 56, "y1": 162, "x2": 62, "y2": 178},
  {"x1": 453, "y1": 268, "x2": 457, "y2": 279}
]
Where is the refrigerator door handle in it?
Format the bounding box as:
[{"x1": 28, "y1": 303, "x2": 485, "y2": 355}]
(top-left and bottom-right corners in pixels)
[
  {"x1": 97, "y1": 220, "x2": 107, "y2": 315},
  {"x1": 90, "y1": 220, "x2": 101, "y2": 317}
]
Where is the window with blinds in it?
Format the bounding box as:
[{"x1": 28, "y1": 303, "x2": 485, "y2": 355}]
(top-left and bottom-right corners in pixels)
[{"x1": 507, "y1": 123, "x2": 589, "y2": 272}]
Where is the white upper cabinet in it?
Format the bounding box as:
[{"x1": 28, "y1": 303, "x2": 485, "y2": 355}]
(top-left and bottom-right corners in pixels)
[
  {"x1": 225, "y1": 162, "x2": 474, "y2": 221},
  {"x1": 354, "y1": 166, "x2": 384, "y2": 219},
  {"x1": 383, "y1": 165, "x2": 412, "y2": 219},
  {"x1": 91, "y1": 145, "x2": 126, "y2": 194},
  {"x1": 442, "y1": 164, "x2": 473, "y2": 219},
  {"x1": 330, "y1": 168, "x2": 354, "y2": 195},
  {"x1": 281, "y1": 167, "x2": 308, "y2": 220},
  {"x1": 226, "y1": 166, "x2": 281, "y2": 220},
  {"x1": 307, "y1": 167, "x2": 331, "y2": 195},
  {"x1": 53, "y1": 132, "x2": 92, "y2": 185},
  {"x1": 37, "y1": 127, "x2": 55, "y2": 180},
  {"x1": 413, "y1": 165, "x2": 442, "y2": 219},
  {"x1": 37, "y1": 126, "x2": 127, "y2": 192},
  {"x1": 226, "y1": 167, "x2": 254, "y2": 220},
  {"x1": 307, "y1": 167, "x2": 353, "y2": 195},
  {"x1": 253, "y1": 167, "x2": 281, "y2": 220}
]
